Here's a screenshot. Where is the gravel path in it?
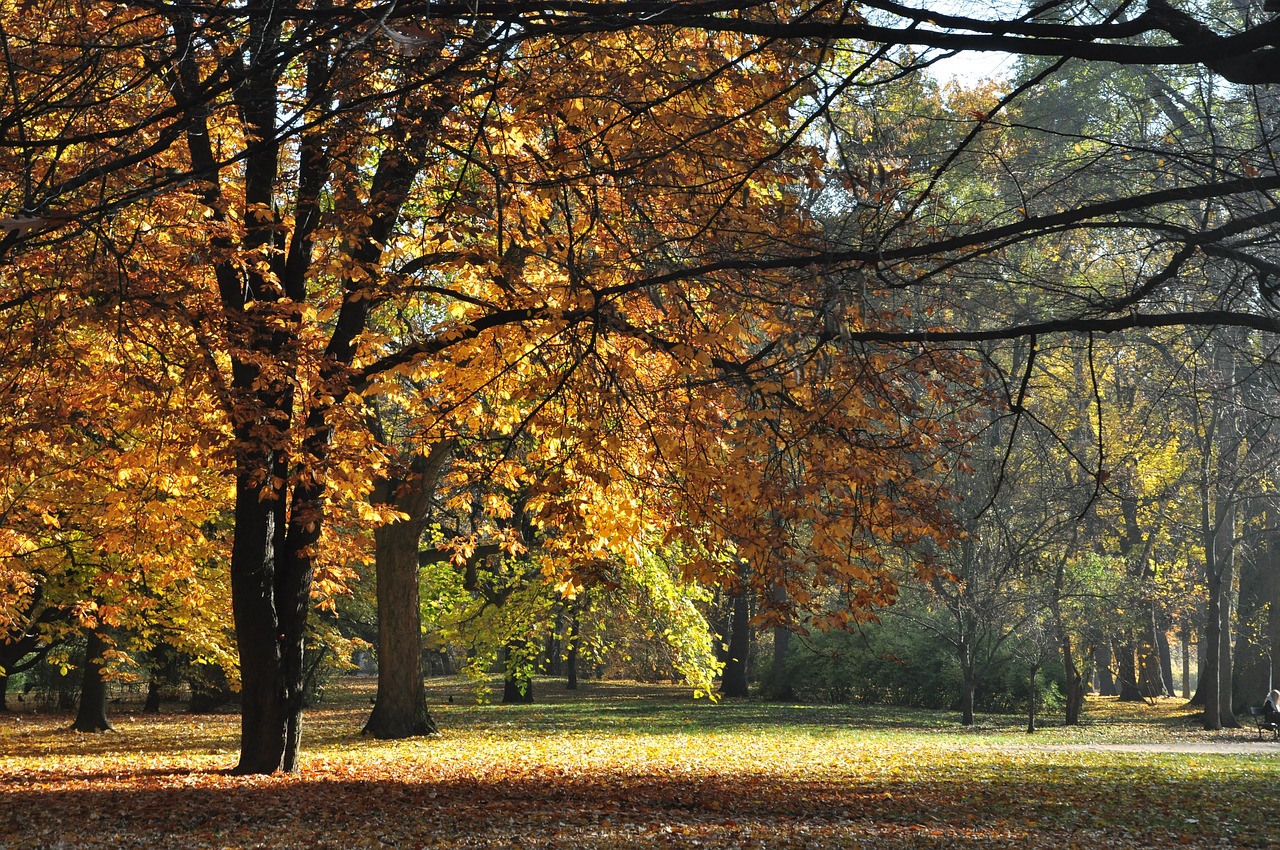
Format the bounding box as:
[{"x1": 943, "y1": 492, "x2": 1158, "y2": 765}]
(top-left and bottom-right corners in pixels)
[{"x1": 1036, "y1": 739, "x2": 1280, "y2": 754}]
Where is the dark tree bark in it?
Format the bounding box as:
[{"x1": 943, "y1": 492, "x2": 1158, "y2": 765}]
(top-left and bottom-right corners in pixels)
[
  {"x1": 188, "y1": 663, "x2": 238, "y2": 713},
  {"x1": 1026, "y1": 661, "x2": 1040, "y2": 733},
  {"x1": 502, "y1": 644, "x2": 534, "y2": 704},
  {"x1": 1181, "y1": 621, "x2": 1193, "y2": 699},
  {"x1": 1137, "y1": 612, "x2": 1171, "y2": 697},
  {"x1": 565, "y1": 599, "x2": 582, "y2": 691},
  {"x1": 1234, "y1": 497, "x2": 1273, "y2": 710},
  {"x1": 0, "y1": 588, "x2": 60, "y2": 712},
  {"x1": 958, "y1": 640, "x2": 977, "y2": 726},
  {"x1": 1093, "y1": 642, "x2": 1117, "y2": 696},
  {"x1": 766, "y1": 624, "x2": 795, "y2": 701},
  {"x1": 1053, "y1": 614, "x2": 1084, "y2": 724},
  {"x1": 72, "y1": 631, "x2": 113, "y2": 733},
  {"x1": 144, "y1": 680, "x2": 163, "y2": 714},
  {"x1": 764, "y1": 583, "x2": 794, "y2": 701},
  {"x1": 1156, "y1": 623, "x2": 1175, "y2": 698},
  {"x1": 1201, "y1": 335, "x2": 1243, "y2": 731},
  {"x1": 1268, "y1": 503, "x2": 1280, "y2": 692},
  {"x1": 1115, "y1": 642, "x2": 1145, "y2": 702},
  {"x1": 364, "y1": 443, "x2": 451, "y2": 739},
  {"x1": 720, "y1": 589, "x2": 751, "y2": 698}
]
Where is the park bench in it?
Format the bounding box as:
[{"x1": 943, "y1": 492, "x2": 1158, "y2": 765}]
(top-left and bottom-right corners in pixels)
[{"x1": 1247, "y1": 706, "x2": 1279, "y2": 740}]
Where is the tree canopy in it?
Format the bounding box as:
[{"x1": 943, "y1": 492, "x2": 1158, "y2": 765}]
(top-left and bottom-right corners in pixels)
[{"x1": 2, "y1": 0, "x2": 1279, "y2": 772}]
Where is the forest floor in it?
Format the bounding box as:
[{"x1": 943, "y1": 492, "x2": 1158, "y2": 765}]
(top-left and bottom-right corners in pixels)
[{"x1": 2, "y1": 677, "x2": 1277, "y2": 849}]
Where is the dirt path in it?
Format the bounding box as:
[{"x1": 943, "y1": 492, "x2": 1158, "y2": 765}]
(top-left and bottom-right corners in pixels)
[{"x1": 1033, "y1": 739, "x2": 1280, "y2": 754}]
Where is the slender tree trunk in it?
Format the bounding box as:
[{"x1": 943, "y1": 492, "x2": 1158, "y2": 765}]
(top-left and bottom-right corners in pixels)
[
  {"x1": 72, "y1": 631, "x2": 112, "y2": 733},
  {"x1": 1202, "y1": 334, "x2": 1243, "y2": 730},
  {"x1": 1026, "y1": 662, "x2": 1040, "y2": 733},
  {"x1": 1182, "y1": 621, "x2": 1192, "y2": 699},
  {"x1": 959, "y1": 640, "x2": 976, "y2": 726},
  {"x1": 1202, "y1": 580, "x2": 1223, "y2": 729},
  {"x1": 565, "y1": 600, "x2": 581, "y2": 691},
  {"x1": 960, "y1": 678, "x2": 976, "y2": 727},
  {"x1": 1156, "y1": 625, "x2": 1175, "y2": 697},
  {"x1": 1137, "y1": 612, "x2": 1170, "y2": 697},
  {"x1": 764, "y1": 584, "x2": 794, "y2": 700}
]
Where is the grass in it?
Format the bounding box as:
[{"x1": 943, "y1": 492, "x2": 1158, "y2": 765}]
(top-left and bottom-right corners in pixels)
[{"x1": 1, "y1": 677, "x2": 1277, "y2": 849}]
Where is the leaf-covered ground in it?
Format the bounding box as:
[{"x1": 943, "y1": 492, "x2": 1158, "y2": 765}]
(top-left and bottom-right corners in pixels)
[{"x1": 2, "y1": 680, "x2": 1277, "y2": 849}]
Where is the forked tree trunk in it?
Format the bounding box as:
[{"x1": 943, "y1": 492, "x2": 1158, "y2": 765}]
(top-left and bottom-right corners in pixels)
[{"x1": 229, "y1": 461, "x2": 311, "y2": 774}]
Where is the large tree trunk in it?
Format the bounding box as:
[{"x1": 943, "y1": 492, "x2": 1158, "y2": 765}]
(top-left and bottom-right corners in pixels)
[
  {"x1": 1268, "y1": 503, "x2": 1280, "y2": 692},
  {"x1": 364, "y1": 444, "x2": 451, "y2": 739},
  {"x1": 144, "y1": 679, "x2": 163, "y2": 714},
  {"x1": 1234, "y1": 496, "x2": 1277, "y2": 709},
  {"x1": 72, "y1": 630, "x2": 112, "y2": 733},
  {"x1": 363, "y1": 491, "x2": 437, "y2": 737},
  {"x1": 364, "y1": 512, "x2": 436, "y2": 737},
  {"x1": 229, "y1": 462, "x2": 311, "y2": 773},
  {"x1": 1201, "y1": 334, "x2": 1243, "y2": 730},
  {"x1": 720, "y1": 590, "x2": 751, "y2": 698}
]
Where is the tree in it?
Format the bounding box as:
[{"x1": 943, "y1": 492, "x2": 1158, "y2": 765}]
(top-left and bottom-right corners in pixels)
[
  {"x1": 362, "y1": 442, "x2": 453, "y2": 739},
  {"x1": 70, "y1": 629, "x2": 112, "y2": 733},
  {"x1": 8, "y1": 0, "x2": 1280, "y2": 773}
]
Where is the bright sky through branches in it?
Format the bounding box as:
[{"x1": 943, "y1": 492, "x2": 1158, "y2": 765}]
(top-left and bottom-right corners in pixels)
[{"x1": 911, "y1": 0, "x2": 1021, "y2": 83}]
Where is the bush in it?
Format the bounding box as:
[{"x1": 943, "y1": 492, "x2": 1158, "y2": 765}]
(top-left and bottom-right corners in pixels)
[{"x1": 785, "y1": 617, "x2": 1067, "y2": 716}]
